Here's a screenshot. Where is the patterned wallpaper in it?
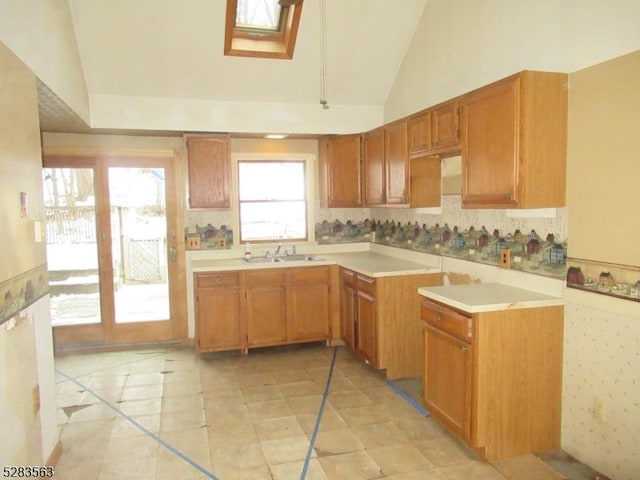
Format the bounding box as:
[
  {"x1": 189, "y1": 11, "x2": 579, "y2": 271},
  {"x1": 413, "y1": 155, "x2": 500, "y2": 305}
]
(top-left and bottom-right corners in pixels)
[
  {"x1": 318, "y1": 195, "x2": 569, "y2": 279},
  {"x1": 562, "y1": 302, "x2": 640, "y2": 479}
]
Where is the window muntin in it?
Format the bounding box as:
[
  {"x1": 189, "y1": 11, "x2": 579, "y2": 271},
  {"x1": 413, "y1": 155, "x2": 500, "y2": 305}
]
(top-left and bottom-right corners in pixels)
[{"x1": 238, "y1": 160, "x2": 307, "y2": 242}]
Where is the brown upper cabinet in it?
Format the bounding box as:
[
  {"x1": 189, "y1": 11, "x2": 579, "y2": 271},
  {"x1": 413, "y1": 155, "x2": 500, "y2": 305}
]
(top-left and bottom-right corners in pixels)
[
  {"x1": 363, "y1": 121, "x2": 409, "y2": 207},
  {"x1": 318, "y1": 134, "x2": 362, "y2": 208},
  {"x1": 185, "y1": 134, "x2": 231, "y2": 209},
  {"x1": 431, "y1": 100, "x2": 460, "y2": 153},
  {"x1": 410, "y1": 155, "x2": 441, "y2": 208},
  {"x1": 363, "y1": 127, "x2": 386, "y2": 206},
  {"x1": 384, "y1": 120, "x2": 410, "y2": 205},
  {"x1": 408, "y1": 99, "x2": 460, "y2": 158},
  {"x1": 460, "y1": 71, "x2": 568, "y2": 208}
]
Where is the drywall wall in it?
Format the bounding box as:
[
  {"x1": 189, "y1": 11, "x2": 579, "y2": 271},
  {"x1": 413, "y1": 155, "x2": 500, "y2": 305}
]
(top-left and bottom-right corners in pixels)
[
  {"x1": 567, "y1": 50, "x2": 640, "y2": 266},
  {"x1": 0, "y1": 43, "x2": 57, "y2": 465},
  {"x1": 384, "y1": 0, "x2": 640, "y2": 122},
  {"x1": 0, "y1": 0, "x2": 89, "y2": 122}
]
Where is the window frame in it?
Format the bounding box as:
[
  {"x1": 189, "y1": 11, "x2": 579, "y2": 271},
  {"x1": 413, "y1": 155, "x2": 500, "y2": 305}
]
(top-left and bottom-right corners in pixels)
[
  {"x1": 224, "y1": 0, "x2": 303, "y2": 60},
  {"x1": 236, "y1": 158, "x2": 310, "y2": 244}
]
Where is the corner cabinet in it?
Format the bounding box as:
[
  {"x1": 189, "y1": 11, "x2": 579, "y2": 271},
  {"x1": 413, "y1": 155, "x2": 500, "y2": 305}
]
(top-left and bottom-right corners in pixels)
[
  {"x1": 288, "y1": 266, "x2": 331, "y2": 342},
  {"x1": 421, "y1": 298, "x2": 564, "y2": 460},
  {"x1": 340, "y1": 268, "x2": 441, "y2": 379},
  {"x1": 185, "y1": 134, "x2": 231, "y2": 209},
  {"x1": 363, "y1": 121, "x2": 410, "y2": 207},
  {"x1": 460, "y1": 71, "x2": 568, "y2": 208},
  {"x1": 318, "y1": 134, "x2": 362, "y2": 207}
]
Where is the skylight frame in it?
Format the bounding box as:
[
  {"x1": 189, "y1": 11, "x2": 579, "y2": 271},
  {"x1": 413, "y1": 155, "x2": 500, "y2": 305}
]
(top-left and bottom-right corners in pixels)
[{"x1": 224, "y1": 0, "x2": 303, "y2": 60}]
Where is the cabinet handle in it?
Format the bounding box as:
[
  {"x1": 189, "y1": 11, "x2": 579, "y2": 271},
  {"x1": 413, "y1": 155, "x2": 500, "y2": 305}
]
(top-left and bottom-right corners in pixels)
[
  {"x1": 437, "y1": 314, "x2": 442, "y2": 321},
  {"x1": 461, "y1": 345, "x2": 468, "y2": 352}
]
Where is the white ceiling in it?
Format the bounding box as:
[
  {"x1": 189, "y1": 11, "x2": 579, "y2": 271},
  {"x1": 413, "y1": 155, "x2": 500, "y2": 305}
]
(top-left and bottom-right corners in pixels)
[{"x1": 58, "y1": 0, "x2": 426, "y2": 131}]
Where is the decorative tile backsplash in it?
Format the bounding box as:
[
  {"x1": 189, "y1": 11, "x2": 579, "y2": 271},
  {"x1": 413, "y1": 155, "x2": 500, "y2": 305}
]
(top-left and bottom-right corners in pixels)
[
  {"x1": 566, "y1": 258, "x2": 640, "y2": 302},
  {"x1": 185, "y1": 224, "x2": 233, "y2": 250},
  {"x1": 315, "y1": 218, "x2": 568, "y2": 279},
  {"x1": 0, "y1": 264, "x2": 49, "y2": 326}
]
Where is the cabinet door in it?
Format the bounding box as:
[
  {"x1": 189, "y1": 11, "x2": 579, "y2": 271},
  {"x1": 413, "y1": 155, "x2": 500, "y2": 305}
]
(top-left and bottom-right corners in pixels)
[
  {"x1": 340, "y1": 270, "x2": 357, "y2": 349},
  {"x1": 461, "y1": 77, "x2": 519, "y2": 207},
  {"x1": 289, "y1": 267, "x2": 330, "y2": 341},
  {"x1": 384, "y1": 120, "x2": 409, "y2": 205},
  {"x1": 195, "y1": 273, "x2": 242, "y2": 352},
  {"x1": 423, "y1": 325, "x2": 472, "y2": 441},
  {"x1": 363, "y1": 127, "x2": 385, "y2": 206},
  {"x1": 408, "y1": 110, "x2": 431, "y2": 158},
  {"x1": 410, "y1": 155, "x2": 441, "y2": 207},
  {"x1": 185, "y1": 135, "x2": 231, "y2": 209},
  {"x1": 319, "y1": 135, "x2": 362, "y2": 207},
  {"x1": 431, "y1": 100, "x2": 460, "y2": 153},
  {"x1": 195, "y1": 285, "x2": 242, "y2": 352},
  {"x1": 246, "y1": 271, "x2": 287, "y2": 347},
  {"x1": 356, "y1": 290, "x2": 377, "y2": 365}
]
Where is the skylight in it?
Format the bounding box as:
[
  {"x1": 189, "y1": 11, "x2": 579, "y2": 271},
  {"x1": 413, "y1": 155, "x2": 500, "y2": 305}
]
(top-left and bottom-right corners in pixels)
[
  {"x1": 235, "y1": 0, "x2": 282, "y2": 31},
  {"x1": 224, "y1": 0, "x2": 303, "y2": 60}
]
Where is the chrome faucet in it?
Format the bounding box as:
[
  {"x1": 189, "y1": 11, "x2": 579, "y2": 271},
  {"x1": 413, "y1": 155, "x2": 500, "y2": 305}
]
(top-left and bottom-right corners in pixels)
[{"x1": 275, "y1": 243, "x2": 282, "y2": 256}]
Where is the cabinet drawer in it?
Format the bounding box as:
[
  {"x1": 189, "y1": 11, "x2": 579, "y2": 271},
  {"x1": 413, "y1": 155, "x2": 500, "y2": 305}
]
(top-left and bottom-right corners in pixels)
[
  {"x1": 356, "y1": 274, "x2": 376, "y2": 296},
  {"x1": 196, "y1": 272, "x2": 239, "y2": 288},
  {"x1": 291, "y1": 266, "x2": 330, "y2": 285},
  {"x1": 420, "y1": 299, "x2": 472, "y2": 341},
  {"x1": 246, "y1": 269, "x2": 286, "y2": 287},
  {"x1": 341, "y1": 268, "x2": 357, "y2": 288}
]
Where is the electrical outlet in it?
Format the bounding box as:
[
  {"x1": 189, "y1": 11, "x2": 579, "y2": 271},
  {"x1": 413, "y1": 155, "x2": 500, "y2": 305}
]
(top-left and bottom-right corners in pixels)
[
  {"x1": 186, "y1": 236, "x2": 201, "y2": 250},
  {"x1": 500, "y1": 248, "x2": 511, "y2": 269}
]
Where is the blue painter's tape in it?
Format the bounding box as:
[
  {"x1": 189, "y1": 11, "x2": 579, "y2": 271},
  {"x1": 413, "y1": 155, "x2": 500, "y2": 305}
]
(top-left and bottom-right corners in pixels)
[
  {"x1": 55, "y1": 351, "x2": 167, "y2": 384},
  {"x1": 299, "y1": 347, "x2": 338, "y2": 479},
  {"x1": 56, "y1": 369, "x2": 219, "y2": 480},
  {"x1": 385, "y1": 379, "x2": 431, "y2": 417}
]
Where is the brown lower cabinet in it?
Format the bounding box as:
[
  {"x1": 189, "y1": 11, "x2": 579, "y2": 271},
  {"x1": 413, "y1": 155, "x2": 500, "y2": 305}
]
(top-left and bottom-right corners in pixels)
[
  {"x1": 194, "y1": 272, "x2": 243, "y2": 353},
  {"x1": 195, "y1": 265, "x2": 332, "y2": 353},
  {"x1": 340, "y1": 267, "x2": 441, "y2": 379},
  {"x1": 421, "y1": 298, "x2": 564, "y2": 460}
]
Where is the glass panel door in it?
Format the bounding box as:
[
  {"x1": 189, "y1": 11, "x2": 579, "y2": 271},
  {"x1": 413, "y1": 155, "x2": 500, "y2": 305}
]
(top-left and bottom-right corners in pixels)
[
  {"x1": 108, "y1": 167, "x2": 170, "y2": 323},
  {"x1": 44, "y1": 154, "x2": 185, "y2": 350},
  {"x1": 43, "y1": 167, "x2": 101, "y2": 327}
]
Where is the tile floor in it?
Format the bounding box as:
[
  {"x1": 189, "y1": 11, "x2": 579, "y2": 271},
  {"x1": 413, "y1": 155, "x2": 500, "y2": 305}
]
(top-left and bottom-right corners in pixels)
[{"x1": 54, "y1": 343, "x2": 570, "y2": 479}]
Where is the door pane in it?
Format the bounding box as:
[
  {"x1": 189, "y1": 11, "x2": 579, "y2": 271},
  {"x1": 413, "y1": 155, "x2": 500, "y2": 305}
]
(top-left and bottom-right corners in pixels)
[
  {"x1": 43, "y1": 168, "x2": 101, "y2": 326},
  {"x1": 108, "y1": 167, "x2": 169, "y2": 323}
]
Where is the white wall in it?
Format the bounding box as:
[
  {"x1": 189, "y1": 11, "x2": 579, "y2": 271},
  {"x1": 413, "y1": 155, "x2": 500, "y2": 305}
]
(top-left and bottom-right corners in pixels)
[
  {"x1": 0, "y1": 0, "x2": 90, "y2": 122},
  {"x1": 384, "y1": 0, "x2": 640, "y2": 122},
  {"x1": 383, "y1": 2, "x2": 640, "y2": 478},
  {"x1": 0, "y1": 42, "x2": 58, "y2": 466}
]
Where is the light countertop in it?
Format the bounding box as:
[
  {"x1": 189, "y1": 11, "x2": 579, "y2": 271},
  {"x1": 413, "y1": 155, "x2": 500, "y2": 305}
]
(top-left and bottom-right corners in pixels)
[
  {"x1": 191, "y1": 251, "x2": 439, "y2": 277},
  {"x1": 324, "y1": 252, "x2": 438, "y2": 277},
  {"x1": 418, "y1": 283, "x2": 563, "y2": 313}
]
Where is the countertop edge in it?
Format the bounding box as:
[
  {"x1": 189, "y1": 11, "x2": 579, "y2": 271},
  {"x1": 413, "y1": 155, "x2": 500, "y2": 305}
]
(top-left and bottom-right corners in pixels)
[{"x1": 418, "y1": 285, "x2": 564, "y2": 314}]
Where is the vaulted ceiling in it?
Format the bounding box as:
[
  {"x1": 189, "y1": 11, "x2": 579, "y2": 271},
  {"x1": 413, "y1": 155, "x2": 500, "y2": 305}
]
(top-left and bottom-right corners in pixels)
[{"x1": 40, "y1": 0, "x2": 427, "y2": 134}]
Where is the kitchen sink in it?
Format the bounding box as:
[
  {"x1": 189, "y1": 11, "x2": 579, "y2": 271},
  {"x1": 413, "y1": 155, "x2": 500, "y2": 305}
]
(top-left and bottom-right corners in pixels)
[
  {"x1": 276, "y1": 254, "x2": 324, "y2": 262},
  {"x1": 242, "y1": 257, "x2": 283, "y2": 264},
  {"x1": 242, "y1": 254, "x2": 324, "y2": 264}
]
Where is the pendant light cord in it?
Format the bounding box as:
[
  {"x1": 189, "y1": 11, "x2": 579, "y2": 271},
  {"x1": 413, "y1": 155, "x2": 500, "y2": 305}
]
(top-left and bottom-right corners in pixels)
[{"x1": 320, "y1": 0, "x2": 329, "y2": 109}]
